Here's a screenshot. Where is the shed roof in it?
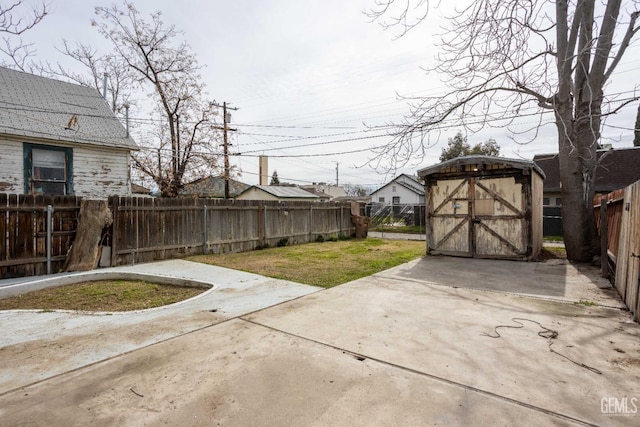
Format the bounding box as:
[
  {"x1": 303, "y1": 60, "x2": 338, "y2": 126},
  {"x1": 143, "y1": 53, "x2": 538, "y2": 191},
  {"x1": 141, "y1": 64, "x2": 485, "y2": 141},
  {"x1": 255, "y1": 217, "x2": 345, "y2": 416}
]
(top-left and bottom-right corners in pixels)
[
  {"x1": 239, "y1": 185, "x2": 319, "y2": 199},
  {"x1": 418, "y1": 155, "x2": 545, "y2": 179},
  {"x1": 0, "y1": 66, "x2": 136, "y2": 150}
]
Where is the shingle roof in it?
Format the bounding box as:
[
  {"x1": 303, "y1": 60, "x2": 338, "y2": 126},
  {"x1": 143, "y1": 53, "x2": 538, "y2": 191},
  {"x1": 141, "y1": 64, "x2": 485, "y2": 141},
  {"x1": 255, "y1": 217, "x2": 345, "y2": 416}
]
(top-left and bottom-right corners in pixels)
[
  {"x1": 241, "y1": 185, "x2": 319, "y2": 199},
  {"x1": 534, "y1": 147, "x2": 640, "y2": 193},
  {"x1": 369, "y1": 174, "x2": 424, "y2": 196},
  {"x1": 0, "y1": 66, "x2": 136, "y2": 150},
  {"x1": 181, "y1": 176, "x2": 249, "y2": 198}
]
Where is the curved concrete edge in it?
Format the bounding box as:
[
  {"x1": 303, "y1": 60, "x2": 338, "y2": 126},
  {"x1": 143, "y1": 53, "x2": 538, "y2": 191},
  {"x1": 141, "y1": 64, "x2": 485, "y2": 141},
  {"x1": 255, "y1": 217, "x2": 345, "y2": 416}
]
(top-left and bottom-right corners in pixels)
[{"x1": 0, "y1": 271, "x2": 216, "y2": 300}]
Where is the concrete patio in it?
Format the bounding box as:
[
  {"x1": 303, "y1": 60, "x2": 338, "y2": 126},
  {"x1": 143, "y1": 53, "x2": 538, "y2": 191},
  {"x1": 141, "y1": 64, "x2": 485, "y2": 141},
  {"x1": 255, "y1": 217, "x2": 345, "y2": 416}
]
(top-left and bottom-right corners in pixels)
[{"x1": 0, "y1": 256, "x2": 638, "y2": 425}]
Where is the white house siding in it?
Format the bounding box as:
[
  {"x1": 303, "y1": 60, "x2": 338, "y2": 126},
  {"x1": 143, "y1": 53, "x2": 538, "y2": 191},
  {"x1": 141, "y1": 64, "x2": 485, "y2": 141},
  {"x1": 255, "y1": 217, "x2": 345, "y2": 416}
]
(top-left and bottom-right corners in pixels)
[
  {"x1": 371, "y1": 184, "x2": 423, "y2": 205},
  {"x1": 0, "y1": 138, "x2": 24, "y2": 193},
  {"x1": 73, "y1": 146, "x2": 131, "y2": 198},
  {"x1": 0, "y1": 138, "x2": 131, "y2": 198}
]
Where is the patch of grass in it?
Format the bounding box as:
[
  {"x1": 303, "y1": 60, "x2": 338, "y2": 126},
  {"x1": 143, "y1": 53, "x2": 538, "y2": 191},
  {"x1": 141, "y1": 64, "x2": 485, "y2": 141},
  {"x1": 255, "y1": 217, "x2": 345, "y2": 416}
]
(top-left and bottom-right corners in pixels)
[
  {"x1": 575, "y1": 299, "x2": 598, "y2": 306},
  {"x1": 188, "y1": 238, "x2": 425, "y2": 288},
  {"x1": 371, "y1": 225, "x2": 426, "y2": 234},
  {"x1": 544, "y1": 236, "x2": 564, "y2": 242},
  {"x1": 0, "y1": 280, "x2": 206, "y2": 312},
  {"x1": 538, "y1": 246, "x2": 567, "y2": 260}
]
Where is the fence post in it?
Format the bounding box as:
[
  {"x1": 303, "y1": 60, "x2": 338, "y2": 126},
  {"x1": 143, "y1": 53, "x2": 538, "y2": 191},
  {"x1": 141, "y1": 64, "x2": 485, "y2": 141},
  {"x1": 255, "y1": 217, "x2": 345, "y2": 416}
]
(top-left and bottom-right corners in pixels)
[
  {"x1": 263, "y1": 203, "x2": 268, "y2": 244},
  {"x1": 309, "y1": 204, "x2": 313, "y2": 241},
  {"x1": 110, "y1": 196, "x2": 119, "y2": 267},
  {"x1": 46, "y1": 205, "x2": 52, "y2": 275},
  {"x1": 203, "y1": 204, "x2": 208, "y2": 254},
  {"x1": 601, "y1": 198, "x2": 608, "y2": 278}
]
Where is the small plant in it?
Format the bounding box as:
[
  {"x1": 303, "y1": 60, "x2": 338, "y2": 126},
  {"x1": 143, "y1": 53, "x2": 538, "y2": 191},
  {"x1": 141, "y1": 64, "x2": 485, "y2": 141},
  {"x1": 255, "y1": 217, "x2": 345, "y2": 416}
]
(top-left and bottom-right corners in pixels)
[
  {"x1": 575, "y1": 299, "x2": 598, "y2": 306},
  {"x1": 315, "y1": 235, "x2": 325, "y2": 243},
  {"x1": 327, "y1": 235, "x2": 339, "y2": 242},
  {"x1": 277, "y1": 238, "x2": 289, "y2": 247}
]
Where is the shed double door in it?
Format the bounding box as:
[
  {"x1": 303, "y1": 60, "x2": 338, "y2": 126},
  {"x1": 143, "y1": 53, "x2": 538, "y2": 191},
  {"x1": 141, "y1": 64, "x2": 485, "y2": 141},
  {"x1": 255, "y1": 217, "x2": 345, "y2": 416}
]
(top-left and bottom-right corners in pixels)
[{"x1": 428, "y1": 176, "x2": 527, "y2": 258}]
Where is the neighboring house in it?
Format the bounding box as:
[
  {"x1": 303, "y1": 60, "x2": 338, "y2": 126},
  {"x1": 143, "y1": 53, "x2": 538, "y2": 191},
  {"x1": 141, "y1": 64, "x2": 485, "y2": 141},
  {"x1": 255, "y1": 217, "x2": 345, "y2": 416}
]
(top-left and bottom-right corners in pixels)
[
  {"x1": 181, "y1": 175, "x2": 249, "y2": 198},
  {"x1": 369, "y1": 174, "x2": 424, "y2": 205},
  {"x1": 235, "y1": 185, "x2": 319, "y2": 202},
  {"x1": 0, "y1": 66, "x2": 137, "y2": 198},
  {"x1": 131, "y1": 183, "x2": 152, "y2": 196},
  {"x1": 533, "y1": 147, "x2": 640, "y2": 206},
  {"x1": 301, "y1": 183, "x2": 346, "y2": 200},
  {"x1": 298, "y1": 186, "x2": 331, "y2": 202}
]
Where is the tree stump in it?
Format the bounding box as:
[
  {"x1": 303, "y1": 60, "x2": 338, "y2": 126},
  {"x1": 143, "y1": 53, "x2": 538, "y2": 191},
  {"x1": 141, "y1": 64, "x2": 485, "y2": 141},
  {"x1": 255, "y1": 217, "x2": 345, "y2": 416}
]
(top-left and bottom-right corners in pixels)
[{"x1": 63, "y1": 199, "x2": 113, "y2": 272}]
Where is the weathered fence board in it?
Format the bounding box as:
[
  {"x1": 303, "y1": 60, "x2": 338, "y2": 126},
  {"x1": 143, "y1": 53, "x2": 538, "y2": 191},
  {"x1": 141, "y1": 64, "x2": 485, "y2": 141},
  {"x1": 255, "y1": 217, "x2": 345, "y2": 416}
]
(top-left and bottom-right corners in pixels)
[
  {"x1": 0, "y1": 194, "x2": 80, "y2": 278},
  {"x1": 108, "y1": 197, "x2": 354, "y2": 267},
  {"x1": 1, "y1": 194, "x2": 357, "y2": 278},
  {"x1": 614, "y1": 181, "x2": 640, "y2": 319}
]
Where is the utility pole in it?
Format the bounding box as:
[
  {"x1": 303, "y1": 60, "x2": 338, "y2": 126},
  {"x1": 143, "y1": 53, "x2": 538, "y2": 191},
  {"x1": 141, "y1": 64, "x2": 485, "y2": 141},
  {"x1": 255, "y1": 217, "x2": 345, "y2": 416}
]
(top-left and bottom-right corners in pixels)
[
  {"x1": 335, "y1": 162, "x2": 340, "y2": 187},
  {"x1": 211, "y1": 101, "x2": 238, "y2": 199}
]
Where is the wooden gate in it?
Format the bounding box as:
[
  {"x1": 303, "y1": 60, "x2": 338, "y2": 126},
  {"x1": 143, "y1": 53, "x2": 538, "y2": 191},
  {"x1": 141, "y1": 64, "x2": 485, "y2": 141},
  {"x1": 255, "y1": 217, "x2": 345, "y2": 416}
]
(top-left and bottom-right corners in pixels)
[{"x1": 428, "y1": 176, "x2": 527, "y2": 258}]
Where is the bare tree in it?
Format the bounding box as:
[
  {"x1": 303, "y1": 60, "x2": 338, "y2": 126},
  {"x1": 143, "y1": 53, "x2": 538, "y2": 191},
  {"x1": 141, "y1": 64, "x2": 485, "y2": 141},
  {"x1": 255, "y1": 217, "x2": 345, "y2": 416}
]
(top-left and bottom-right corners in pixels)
[
  {"x1": 38, "y1": 41, "x2": 136, "y2": 114},
  {"x1": 368, "y1": 0, "x2": 640, "y2": 262},
  {"x1": 92, "y1": 2, "x2": 220, "y2": 197},
  {"x1": 635, "y1": 103, "x2": 640, "y2": 146},
  {"x1": 0, "y1": 0, "x2": 48, "y2": 70}
]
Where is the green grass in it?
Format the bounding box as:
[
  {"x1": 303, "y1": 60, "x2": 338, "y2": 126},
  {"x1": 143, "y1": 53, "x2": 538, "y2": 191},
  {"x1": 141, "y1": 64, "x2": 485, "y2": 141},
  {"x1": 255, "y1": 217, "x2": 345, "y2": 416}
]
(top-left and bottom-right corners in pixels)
[
  {"x1": 188, "y1": 238, "x2": 425, "y2": 288},
  {"x1": 0, "y1": 280, "x2": 206, "y2": 312},
  {"x1": 370, "y1": 225, "x2": 426, "y2": 234}
]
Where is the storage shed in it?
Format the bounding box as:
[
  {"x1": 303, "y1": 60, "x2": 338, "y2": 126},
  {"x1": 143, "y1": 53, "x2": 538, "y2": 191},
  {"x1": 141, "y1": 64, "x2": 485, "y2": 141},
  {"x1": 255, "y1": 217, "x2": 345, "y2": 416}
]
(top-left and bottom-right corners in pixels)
[{"x1": 417, "y1": 156, "x2": 545, "y2": 260}]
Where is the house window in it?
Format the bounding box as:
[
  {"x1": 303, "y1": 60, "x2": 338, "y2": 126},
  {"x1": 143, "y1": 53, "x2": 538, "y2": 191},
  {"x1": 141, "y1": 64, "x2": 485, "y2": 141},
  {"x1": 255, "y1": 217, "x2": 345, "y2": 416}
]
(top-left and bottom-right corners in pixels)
[
  {"x1": 543, "y1": 197, "x2": 550, "y2": 206},
  {"x1": 24, "y1": 143, "x2": 73, "y2": 195},
  {"x1": 392, "y1": 196, "x2": 400, "y2": 205},
  {"x1": 555, "y1": 197, "x2": 562, "y2": 206},
  {"x1": 378, "y1": 197, "x2": 385, "y2": 203},
  {"x1": 392, "y1": 185, "x2": 397, "y2": 192}
]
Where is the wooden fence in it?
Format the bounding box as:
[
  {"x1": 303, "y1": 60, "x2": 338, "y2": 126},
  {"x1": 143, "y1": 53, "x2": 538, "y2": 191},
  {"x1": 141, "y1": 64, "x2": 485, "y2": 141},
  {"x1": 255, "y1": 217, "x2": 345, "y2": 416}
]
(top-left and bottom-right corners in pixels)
[
  {"x1": 596, "y1": 182, "x2": 640, "y2": 319},
  {"x1": 0, "y1": 195, "x2": 356, "y2": 278},
  {"x1": 107, "y1": 197, "x2": 354, "y2": 267},
  {"x1": 0, "y1": 194, "x2": 81, "y2": 279}
]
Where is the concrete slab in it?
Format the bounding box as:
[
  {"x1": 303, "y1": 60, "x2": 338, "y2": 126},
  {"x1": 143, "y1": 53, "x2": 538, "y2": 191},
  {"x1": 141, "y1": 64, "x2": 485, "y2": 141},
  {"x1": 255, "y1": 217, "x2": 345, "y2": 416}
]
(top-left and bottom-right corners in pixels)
[
  {"x1": 0, "y1": 259, "x2": 319, "y2": 393},
  {"x1": 0, "y1": 257, "x2": 638, "y2": 426},
  {"x1": 0, "y1": 319, "x2": 579, "y2": 426},
  {"x1": 378, "y1": 257, "x2": 624, "y2": 308},
  {"x1": 246, "y1": 262, "x2": 640, "y2": 426}
]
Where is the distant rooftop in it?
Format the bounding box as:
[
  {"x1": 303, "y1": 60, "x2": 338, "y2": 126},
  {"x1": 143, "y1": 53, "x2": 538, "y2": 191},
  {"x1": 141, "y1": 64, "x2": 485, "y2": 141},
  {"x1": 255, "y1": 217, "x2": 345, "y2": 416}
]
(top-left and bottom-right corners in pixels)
[{"x1": 534, "y1": 147, "x2": 640, "y2": 193}]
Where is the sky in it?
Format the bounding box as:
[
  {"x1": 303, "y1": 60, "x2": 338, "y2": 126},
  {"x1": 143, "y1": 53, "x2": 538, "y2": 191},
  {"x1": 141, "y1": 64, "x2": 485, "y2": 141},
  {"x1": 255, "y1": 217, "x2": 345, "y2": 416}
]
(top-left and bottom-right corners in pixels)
[{"x1": 8, "y1": 0, "x2": 640, "y2": 190}]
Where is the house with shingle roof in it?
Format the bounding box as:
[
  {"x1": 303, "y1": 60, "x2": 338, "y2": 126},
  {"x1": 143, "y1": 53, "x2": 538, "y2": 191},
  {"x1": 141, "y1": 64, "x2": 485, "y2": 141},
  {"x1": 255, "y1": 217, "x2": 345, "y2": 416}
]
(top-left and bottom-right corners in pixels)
[
  {"x1": 369, "y1": 174, "x2": 424, "y2": 205},
  {"x1": 234, "y1": 185, "x2": 319, "y2": 201},
  {"x1": 181, "y1": 175, "x2": 250, "y2": 198},
  {"x1": 533, "y1": 147, "x2": 640, "y2": 206},
  {"x1": 0, "y1": 66, "x2": 137, "y2": 198}
]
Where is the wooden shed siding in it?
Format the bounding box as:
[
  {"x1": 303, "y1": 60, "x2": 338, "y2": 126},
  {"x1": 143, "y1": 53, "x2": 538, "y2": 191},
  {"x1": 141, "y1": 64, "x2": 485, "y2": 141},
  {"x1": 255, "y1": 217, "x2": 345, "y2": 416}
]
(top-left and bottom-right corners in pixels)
[
  {"x1": 0, "y1": 139, "x2": 24, "y2": 193},
  {"x1": 72, "y1": 146, "x2": 131, "y2": 198}
]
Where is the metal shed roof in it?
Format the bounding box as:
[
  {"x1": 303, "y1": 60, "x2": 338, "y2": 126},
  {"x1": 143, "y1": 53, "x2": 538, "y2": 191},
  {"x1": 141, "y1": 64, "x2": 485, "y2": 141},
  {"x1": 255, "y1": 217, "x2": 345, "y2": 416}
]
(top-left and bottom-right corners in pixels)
[
  {"x1": 418, "y1": 155, "x2": 545, "y2": 179},
  {"x1": 241, "y1": 185, "x2": 319, "y2": 199}
]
